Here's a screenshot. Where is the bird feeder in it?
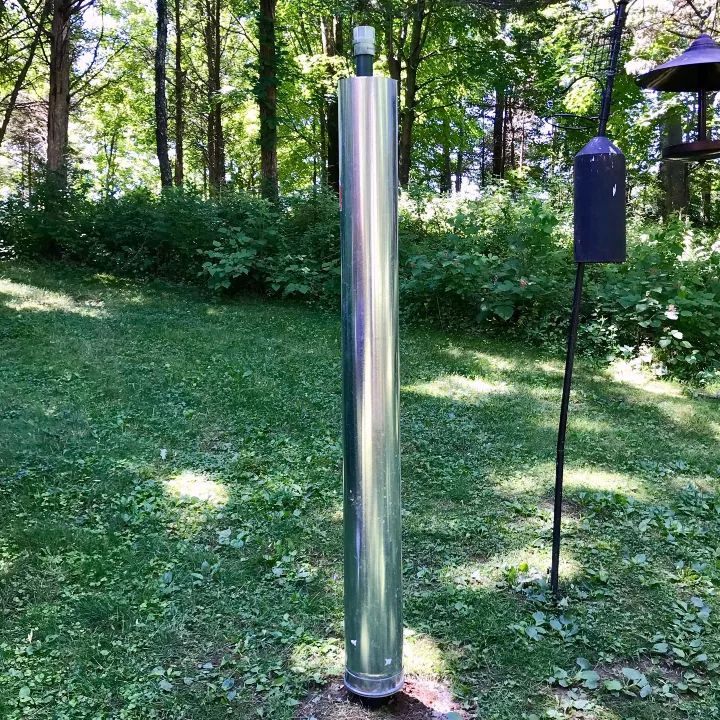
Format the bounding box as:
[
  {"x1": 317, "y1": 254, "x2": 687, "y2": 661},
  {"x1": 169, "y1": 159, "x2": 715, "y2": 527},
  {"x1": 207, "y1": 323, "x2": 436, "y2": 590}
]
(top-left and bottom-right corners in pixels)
[
  {"x1": 638, "y1": 33, "x2": 720, "y2": 161},
  {"x1": 574, "y1": 135, "x2": 627, "y2": 263}
]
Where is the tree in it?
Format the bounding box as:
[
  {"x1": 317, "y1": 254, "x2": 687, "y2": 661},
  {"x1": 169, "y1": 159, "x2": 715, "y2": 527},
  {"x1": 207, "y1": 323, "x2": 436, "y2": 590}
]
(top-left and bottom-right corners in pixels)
[
  {"x1": 0, "y1": 0, "x2": 50, "y2": 148},
  {"x1": 661, "y1": 111, "x2": 689, "y2": 216},
  {"x1": 258, "y1": 0, "x2": 278, "y2": 200},
  {"x1": 321, "y1": 14, "x2": 342, "y2": 193},
  {"x1": 155, "y1": 0, "x2": 173, "y2": 188},
  {"x1": 203, "y1": 0, "x2": 225, "y2": 192},
  {"x1": 174, "y1": 0, "x2": 185, "y2": 185},
  {"x1": 47, "y1": 0, "x2": 75, "y2": 186}
]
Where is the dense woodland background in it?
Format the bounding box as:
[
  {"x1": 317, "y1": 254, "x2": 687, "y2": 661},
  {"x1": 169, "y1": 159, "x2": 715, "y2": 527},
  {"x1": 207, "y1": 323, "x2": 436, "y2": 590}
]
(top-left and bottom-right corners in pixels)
[{"x1": 0, "y1": 0, "x2": 719, "y2": 382}]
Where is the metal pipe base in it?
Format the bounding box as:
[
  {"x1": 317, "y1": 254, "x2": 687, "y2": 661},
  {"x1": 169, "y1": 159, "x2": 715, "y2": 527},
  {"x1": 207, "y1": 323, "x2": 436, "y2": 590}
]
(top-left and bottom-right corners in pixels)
[{"x1": 344, "y1": 669, "x2": 404, "y2": 699}]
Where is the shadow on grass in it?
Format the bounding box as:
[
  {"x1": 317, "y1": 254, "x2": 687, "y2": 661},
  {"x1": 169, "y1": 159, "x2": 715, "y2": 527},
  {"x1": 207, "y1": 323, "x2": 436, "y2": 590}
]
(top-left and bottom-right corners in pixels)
[{"x1": 0, "y1": 262, "x2": 718, "y2": 719}]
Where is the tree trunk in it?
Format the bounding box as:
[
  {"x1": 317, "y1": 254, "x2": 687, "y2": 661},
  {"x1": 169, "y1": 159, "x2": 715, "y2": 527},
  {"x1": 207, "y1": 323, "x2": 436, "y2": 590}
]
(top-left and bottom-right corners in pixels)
[
  {"x1": 702, "y1": 171, "x2": 712, "y2": 224},
  {"x1": 47, "y1": 0, "x2": 73, "y2": 188},
  {"x1": 174, "y1": 0, "x2": 184, "y2": 186},
  {"x1": 0, "y1": 2, "x2": 49, "y2": 148},
  {"x1": 439, "y1": 116, "x2": 451, "y2": 193},
  {"x1": 258, "y1": 0, "x2": 278, "y2": 201},
  {"x1": 204, "y1": 0, "x2": 224, "y2": 193},
  {"x1": 661, "y1": 113, "x2": 689, "y2": 216},
  {"x1": 454, "y1": 126, "x2": 463, "y2": 193},
  {"x1": 398, "y1": 0, "x2": 427, "y2": 189},
  {"x1": 508, "y1": 97, "x2": 515, "y2": 170},
  {"x1": 155, "y1": 0, "x2": 173, "y2": 189},
  {"x1": 492, "y1": 86, "x2": 505, "y2": 178},
  {"x1": 322, "y1": 14, "x2": 341, "y2": 193}
]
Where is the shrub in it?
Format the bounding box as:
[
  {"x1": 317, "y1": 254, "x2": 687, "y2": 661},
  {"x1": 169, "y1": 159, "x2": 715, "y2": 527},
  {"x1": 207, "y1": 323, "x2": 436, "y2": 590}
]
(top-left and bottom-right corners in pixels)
[{"x1": 2, "y1": 181, "x2": 719, "y2": 381}]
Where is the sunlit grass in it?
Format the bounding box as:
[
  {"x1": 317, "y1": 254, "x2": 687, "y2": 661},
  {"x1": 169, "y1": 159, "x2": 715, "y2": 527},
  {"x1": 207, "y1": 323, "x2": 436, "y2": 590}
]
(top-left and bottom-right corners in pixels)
[
  {"x1": 609, "y1": 359, "x2": 684, "y2": 397},
  {"x1": 404, "y1": 374, "x2": 510, "y2": 401},
  {"x1": 1, "y1": 262, "x2": 719, "y2": 720},
  {"x1": 0, "y1": 278, "x2": 108, "y2": 317},
  {"x1": 165, "y1": 471, "x2": 229, "y2": 506}
]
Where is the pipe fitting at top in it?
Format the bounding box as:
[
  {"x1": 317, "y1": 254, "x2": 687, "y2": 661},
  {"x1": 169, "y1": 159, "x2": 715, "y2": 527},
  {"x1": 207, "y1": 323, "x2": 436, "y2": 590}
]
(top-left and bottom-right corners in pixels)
[
  {"x1": 353, "y1": 26, "x2": 375, "y2": 57},
  {"x1": 353, "y1": 26, "x2": 375, "y2": 76}
]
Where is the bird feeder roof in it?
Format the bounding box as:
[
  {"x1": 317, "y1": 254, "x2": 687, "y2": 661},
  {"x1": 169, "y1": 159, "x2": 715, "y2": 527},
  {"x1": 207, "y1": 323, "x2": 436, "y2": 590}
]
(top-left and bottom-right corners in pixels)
[{"x1": 638, "y1": 33, "x2": 720, "y2": 92}]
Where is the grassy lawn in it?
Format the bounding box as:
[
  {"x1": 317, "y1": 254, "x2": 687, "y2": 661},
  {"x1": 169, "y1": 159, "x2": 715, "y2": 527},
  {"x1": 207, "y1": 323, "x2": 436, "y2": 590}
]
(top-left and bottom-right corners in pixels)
[{"x1": 1, "y1": 262, "x2": 719, "y2": 720}]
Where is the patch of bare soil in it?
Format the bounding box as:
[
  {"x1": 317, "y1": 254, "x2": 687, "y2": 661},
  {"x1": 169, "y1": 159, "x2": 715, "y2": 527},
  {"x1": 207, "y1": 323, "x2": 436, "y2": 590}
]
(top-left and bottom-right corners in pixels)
[
  {"x1": 539, "y1": 498, "x2": 582, "y2": 518},
  {"x1": 296, "y1": 677, "x2": 469, "y2": 720}
]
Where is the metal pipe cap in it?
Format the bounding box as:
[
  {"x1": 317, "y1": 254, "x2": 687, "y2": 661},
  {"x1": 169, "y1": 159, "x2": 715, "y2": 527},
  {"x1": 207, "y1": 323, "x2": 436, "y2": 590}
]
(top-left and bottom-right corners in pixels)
[{"x1": 353, "y1": 26, "x2": 375, "y2": 58}]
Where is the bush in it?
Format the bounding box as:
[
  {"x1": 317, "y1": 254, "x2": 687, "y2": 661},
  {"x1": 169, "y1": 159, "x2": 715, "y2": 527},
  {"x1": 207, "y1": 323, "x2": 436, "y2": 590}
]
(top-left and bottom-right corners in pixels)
[
  {"x1": 2, "y1": 181, "x2": 719, "y2": 381},
  {"x1": 587, "y1": 219, "x2": 720, "y2": 379},
  {"x1": 398, "y1": 188, "x2": 720, "y2": 381},
  {"x1": 0, "y1": 185, "x2": 278, "y2": 281}
]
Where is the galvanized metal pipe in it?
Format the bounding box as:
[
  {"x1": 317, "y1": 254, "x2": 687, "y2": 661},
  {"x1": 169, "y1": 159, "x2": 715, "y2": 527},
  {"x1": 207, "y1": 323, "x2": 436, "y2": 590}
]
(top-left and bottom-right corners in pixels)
[{"x1": 339, "y1": 44, "x2": 403, "y2": 698}]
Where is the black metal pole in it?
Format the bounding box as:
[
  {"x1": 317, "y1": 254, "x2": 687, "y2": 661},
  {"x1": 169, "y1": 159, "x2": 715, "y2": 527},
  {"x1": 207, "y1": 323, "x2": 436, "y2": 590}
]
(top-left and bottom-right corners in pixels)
[
  {"x1": 550, "y1": 0, "x2": 628, "y2": 599},
  {"x1": 698, "y1": 90, "x2": 707, "y2": 140},
  {"x1": 551, "y1": 262, "x2": 584, "y2": 596},
  {"x1": 598, "y1": 0, "x2": 629, "y2": 137}
]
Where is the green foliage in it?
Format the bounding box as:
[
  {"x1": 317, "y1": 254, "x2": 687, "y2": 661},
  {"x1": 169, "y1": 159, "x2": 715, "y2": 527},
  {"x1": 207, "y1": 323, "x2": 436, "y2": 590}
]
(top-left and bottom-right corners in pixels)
[
  {"x1": 2, "y1": 184, "x2": 719, "y2": 381},
  {"x1": 586, "y1": 219, "x2": 720, "y2": 379},
  {"x1": 201, "y1": 228, "x2": 265, "y2": 291},
  {"x1": 399, "y1": 189, "x2": 720, "y2": 381},
  {"x1": 0, "y1": 186, "x2": 278, "y2": 281}
]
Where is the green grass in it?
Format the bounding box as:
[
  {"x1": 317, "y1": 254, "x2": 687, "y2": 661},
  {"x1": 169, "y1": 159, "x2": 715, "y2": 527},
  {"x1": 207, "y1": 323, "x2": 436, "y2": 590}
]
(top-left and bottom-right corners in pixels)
[{"x1": 1, "y1": 261, "x2": 719, "y2": 720}]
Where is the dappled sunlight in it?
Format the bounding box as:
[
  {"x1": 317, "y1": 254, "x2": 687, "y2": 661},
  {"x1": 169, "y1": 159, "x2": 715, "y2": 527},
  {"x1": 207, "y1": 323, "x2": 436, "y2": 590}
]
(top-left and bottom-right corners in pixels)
[
  {"x1": 290, "y1": 636, "x2": 343, "y2": 678},
  {"x1": 524, "y1": 383, "x2": 562, "y2": 401},
  {"x1": 403, "y1": 374, "x2": 510, "y2": 402},
  {"x1": 164, "y1": 470, "x2": 229, "y2": 506},
  {"x1": 0, "y1": 279, "x2": 108, "y2": 318},
  {"x1": 403, "y1": 629, "x2": 448, "y2": 678},
  {"x1": 711, "y1": 421, "x2": 720, "y2": 442},
  {"x1": 442, "y1": 547, "x2": 583, "y2": 591},
  {"x1": 471, "y1": 351, "x2": 516, "y2": 373},
  {"x1": 564, "y1": 466, "x2": 647, "y2": 498},
  {"x1": 494, "y1": 463, "x2": 647, "y2": 500},
  {"x1": 609, "y1": 359, "x2": 684, "y2": 398},
  {"x1": 541, "y1": 690, "x2": 626, "y2": 720},
  {"x1": 289, "y1": 631, "x2": 449, "y2": 687},
  {"x1": 656, "y1": 401, "x2": 698, "y2": 427},
  {"x1": 441, "y1": 343, "x2": 518, "y2": 372},
  {"x1": 537, "y1": 413, "x2": 615, "y2": 434},
  {"x1": 537, "y1": 359, "x2": 565, "y2": 375}
]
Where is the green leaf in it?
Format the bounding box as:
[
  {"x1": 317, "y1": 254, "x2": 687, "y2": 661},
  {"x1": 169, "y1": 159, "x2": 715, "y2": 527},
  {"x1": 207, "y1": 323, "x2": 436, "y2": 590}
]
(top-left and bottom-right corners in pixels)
[
  {"x1": 494, "y1": 305, "x2": 514, "y2": 321},
  {"x1": 604, "y1": 679, "x2": 623, "y2": 692},
  {"x1": 578, "y1": 670, "x2": 600, "y2": 689},
  {"x1": 622, "y1": 668, "x2": 644, "y2": 683}
]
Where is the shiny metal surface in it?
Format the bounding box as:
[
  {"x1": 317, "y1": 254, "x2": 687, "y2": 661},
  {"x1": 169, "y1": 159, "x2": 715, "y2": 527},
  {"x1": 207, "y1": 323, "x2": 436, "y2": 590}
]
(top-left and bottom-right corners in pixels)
[{"x1": 339, "y1": 76, "x2": 403, "y2": 699}]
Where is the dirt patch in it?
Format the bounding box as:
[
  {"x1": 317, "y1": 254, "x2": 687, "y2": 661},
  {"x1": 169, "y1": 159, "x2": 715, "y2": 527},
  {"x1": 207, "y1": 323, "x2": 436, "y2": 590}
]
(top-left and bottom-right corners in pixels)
[
  {"x1": 539, "y1": 498, "x2": 582, "y2": 519},
  {"x1": 296, "y1": 677, "x2": 469, "y2": 720},
  {"x1": 595, "y1": 657, "x2": 685, "y2": 686}
]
